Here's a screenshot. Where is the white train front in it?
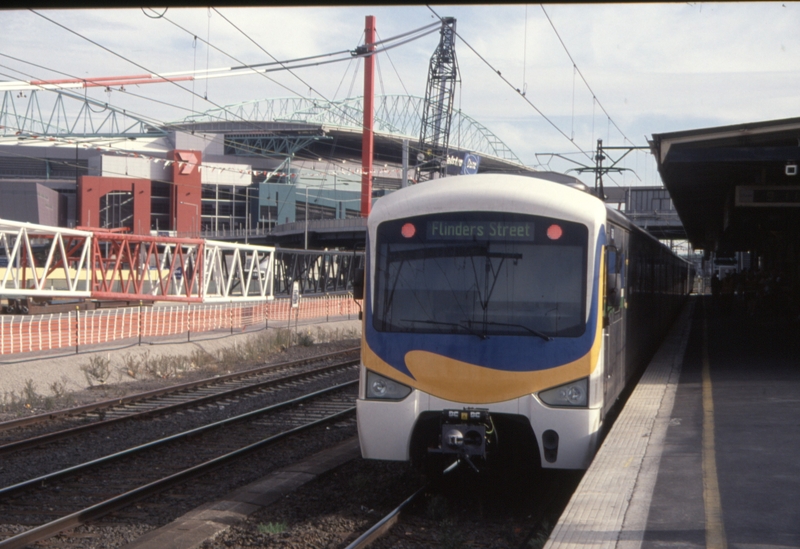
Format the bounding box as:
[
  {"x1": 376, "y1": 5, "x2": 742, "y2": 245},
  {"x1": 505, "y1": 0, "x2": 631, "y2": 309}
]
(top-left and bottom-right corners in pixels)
[{"x1": 355, "y1": 173, "x2": 690, "y2": 473}]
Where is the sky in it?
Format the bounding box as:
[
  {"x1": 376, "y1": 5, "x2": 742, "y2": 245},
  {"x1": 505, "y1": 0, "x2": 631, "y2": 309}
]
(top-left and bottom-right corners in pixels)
[{"x1": 1, "y1": 3, "x2": 799, "y2": 189}]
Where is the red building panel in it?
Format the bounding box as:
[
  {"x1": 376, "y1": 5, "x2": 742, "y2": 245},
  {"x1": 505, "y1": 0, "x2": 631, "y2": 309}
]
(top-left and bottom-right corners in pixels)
[
  {"x1": 170, "y1": 150, "x2": 203, "y2": 235},
  {"x1": 77, "y1": 176, "x2": 152, "y2": 235}
]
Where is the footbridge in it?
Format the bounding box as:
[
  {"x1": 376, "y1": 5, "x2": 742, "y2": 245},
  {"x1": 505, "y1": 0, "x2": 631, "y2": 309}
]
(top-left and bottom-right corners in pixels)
[{"x1": 0, "y1": 218, "x2": 363, "y2": 312}]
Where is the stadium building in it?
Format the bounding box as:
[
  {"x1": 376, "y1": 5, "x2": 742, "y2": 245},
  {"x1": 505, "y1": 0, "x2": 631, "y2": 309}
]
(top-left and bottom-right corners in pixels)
[{"x1": 0, "y1": 94, "x2": 537, "y2": 247}]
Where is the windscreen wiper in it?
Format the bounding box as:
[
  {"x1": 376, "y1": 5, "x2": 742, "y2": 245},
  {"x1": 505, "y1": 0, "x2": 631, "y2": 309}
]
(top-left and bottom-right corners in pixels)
[
  {"x1": 387, "y1": 245, "x2": 521, "y2": 263},
  {"x1": 476, "y1": 321, "x2": 552, "y2": 342},
  {"x1": 400, "y1": 319, "x2": 489, "y2": 340}
]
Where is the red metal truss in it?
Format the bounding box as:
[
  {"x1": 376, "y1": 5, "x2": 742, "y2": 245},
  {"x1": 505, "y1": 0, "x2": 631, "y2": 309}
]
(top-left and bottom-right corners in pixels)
[
  {"x1": 90, "y1": 231, "x2": 205, "y2": 303},
  {"x1": 2, "y1": 219, "x2": 276, "y2": 305}
]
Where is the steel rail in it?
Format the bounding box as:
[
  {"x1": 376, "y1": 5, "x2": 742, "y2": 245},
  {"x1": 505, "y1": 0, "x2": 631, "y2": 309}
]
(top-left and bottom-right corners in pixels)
[
  {"x1": 343, "y1": 461, "x2": 459, "y2": 548},
  {"x1": 0, "y1": 381, "x2": 357, "y2": 549},
  {"x1": 0, "y1": 380, "x2": 356, "y2": 497},
  {"x1": 0, "y1": 369, "x2": 357, "y2": 494},
  {"x1": 0, "y1": 346, "x2": 359, "y2": 433},
  {"x1": 0, "y1": 356, "x2": 357, "y2": 455},
  {"x1": 344, "y1": 486, "x2": 427, "y2": 549}
]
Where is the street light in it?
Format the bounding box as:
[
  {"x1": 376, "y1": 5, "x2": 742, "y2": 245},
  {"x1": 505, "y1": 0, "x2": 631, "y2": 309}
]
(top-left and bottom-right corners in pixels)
[
  {"x1": 245, "y1": 186, "x2": 250, "y2": 244},
  {"x1": 304, "y1": 186, "x2": 309, "y2": 250},
  {"x1": 180, "y1": 201, "x2": 198, "y2": 236}
]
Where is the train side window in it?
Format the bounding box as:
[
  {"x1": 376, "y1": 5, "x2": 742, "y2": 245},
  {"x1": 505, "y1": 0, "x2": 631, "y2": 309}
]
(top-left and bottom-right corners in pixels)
[
  {"x1": 606, "y1": 245, "x2": 623, "y2": 311},
  {"x1": 352, "y1": 267, "x2": 365, "y2": 300}
]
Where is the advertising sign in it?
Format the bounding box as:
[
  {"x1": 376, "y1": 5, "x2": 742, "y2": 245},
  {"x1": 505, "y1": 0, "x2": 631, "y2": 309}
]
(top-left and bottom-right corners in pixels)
[{"x1": 445, "y1": 152, "x2": 481, "y2": 176}]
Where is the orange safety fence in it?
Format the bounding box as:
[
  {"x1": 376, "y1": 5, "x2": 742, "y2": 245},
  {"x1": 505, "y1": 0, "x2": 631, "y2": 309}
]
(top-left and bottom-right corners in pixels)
[{"x1": 0, "y1": 295, "x2": 362, "y2": 356}]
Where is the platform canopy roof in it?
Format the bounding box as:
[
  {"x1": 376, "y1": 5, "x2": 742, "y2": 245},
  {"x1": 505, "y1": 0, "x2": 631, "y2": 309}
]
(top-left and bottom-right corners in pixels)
[{"x1": 651, "y1": 117, "x2": 800, "y2": 254}]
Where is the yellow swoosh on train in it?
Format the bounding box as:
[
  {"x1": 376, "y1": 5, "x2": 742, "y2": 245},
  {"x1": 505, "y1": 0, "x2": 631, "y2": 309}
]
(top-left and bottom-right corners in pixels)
[
  {"x1": 363, "y1": 314, "x2": 602, "y2": 404},
  {"x1": 362, "y1": 242, "x2": 605, "y2": 404}
]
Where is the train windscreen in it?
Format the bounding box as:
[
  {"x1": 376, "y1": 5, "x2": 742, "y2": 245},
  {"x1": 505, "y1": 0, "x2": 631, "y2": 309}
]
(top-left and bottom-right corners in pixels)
[{"x1": 373, "y1": 211, "x2": 589, "y2": 338}]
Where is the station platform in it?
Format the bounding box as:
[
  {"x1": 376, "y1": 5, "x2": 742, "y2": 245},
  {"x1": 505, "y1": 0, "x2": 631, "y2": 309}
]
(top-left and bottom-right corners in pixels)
[{"x1": 546, "y1": 295, "x2": 800, "y2": 549}]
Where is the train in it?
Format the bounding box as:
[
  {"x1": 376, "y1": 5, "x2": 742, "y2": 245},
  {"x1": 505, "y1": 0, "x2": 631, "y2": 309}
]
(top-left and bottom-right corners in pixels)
[{"x1": 354, "y1": 172, "x2": 692, "y2": 474}]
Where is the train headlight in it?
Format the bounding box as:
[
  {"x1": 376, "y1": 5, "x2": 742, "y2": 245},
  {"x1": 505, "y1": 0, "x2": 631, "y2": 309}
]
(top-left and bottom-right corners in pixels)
[
  {"x1": 538, "y1": 378, "x2": 588, "y2": 407},
  {"x1": 366, "y1": 371, "x2": 412, "y2": 400}
]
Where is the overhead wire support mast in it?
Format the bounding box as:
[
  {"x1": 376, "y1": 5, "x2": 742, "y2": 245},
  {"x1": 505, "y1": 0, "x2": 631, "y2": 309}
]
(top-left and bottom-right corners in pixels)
[
  {"x1": 591, "y1": 141, "x2": 651, "y2": 199},
  {"x1": 537, "y1": 140, "x2": 651, "y2": 199},
  {"x1": 415, "y1": 17, "x2": 460, "y2": 183}
]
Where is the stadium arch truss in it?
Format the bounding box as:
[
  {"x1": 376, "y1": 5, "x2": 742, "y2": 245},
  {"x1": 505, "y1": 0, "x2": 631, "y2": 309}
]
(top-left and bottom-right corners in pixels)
[{"x1": 181, "y1": 95, "x2": 523, "y2": 165}]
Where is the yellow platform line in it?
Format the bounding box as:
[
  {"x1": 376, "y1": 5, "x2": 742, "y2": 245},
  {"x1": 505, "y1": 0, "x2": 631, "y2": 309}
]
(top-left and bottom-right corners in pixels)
[{"x1": 702, "y1": 313, "x2": 727, "y2": 549}]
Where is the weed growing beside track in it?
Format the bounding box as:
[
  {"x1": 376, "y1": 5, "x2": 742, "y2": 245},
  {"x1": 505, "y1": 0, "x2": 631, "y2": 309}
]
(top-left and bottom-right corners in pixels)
[{"x1": 0, "y1": 326, "x2": 360, "y2": 421}]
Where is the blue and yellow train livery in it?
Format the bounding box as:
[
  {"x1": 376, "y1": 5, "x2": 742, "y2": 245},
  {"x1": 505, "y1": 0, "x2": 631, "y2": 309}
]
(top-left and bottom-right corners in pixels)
[{"x1": 356, "y1": 173, "x2": 691, "y2": 472}]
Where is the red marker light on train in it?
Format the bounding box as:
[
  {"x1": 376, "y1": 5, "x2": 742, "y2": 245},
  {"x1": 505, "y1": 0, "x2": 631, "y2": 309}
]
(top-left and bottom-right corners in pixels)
[
  {"x1": 547, "y1": 224, "x2": 563, "y2": 240},
  {"x1": 401, "y1": 223, "x2": 416, "y2": 238}
]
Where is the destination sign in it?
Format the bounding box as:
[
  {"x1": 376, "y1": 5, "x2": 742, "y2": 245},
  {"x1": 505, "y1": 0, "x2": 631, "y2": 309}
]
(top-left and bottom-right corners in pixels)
[
  {"x1": 426, "y1": 220, "x2": 534, "y2": 240},
  {"x1": 736, "y1": 185, "x2": 800, "y2": 207}
]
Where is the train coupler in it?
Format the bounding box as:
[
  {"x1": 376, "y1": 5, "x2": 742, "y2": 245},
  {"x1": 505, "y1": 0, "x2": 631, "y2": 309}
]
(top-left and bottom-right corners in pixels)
[{"x1": 429, "y1": 409, "x2": 493, "y2": 460}]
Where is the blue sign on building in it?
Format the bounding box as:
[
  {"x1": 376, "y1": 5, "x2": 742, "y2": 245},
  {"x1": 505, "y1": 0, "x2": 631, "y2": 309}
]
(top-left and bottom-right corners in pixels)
[{"x1": 445, "y1": 151, "x2": 481, "y2": 176}]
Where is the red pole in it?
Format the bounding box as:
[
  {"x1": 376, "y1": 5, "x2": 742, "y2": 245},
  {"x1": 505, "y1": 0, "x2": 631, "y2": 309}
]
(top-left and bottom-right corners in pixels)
[{"x1": 360, "y1": 15, "x2": 376, "y2": 217}]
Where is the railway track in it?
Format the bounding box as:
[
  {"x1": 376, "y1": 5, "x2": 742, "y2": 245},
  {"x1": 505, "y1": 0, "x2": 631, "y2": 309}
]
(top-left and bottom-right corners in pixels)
[
  {"x1": 0, "y1": 350, "x2": 359, "y2": 489},
  {"x1": 342, "y1": 463, "x2": 580, "y2": 549},
  {"x1": 0, "y1": 379, "x2": 358, "y2": 549},
  {"x1": 344, "y1": 485, "x2": 428, "y2": 549},
  {"x1": 0, "y1": 347, "x2": 359, "y2": 454}
]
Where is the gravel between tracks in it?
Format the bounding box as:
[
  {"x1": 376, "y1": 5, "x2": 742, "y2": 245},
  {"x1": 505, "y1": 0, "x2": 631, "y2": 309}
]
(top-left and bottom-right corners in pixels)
[
  {"x1": 0, "y1": 365, "x2": 358, "y2": 493},
  {"x1": 0, "y1": 320, "x2": 365, "y2": 548},
  {"x1": 200, "y1": 455, "x2": 424, "y2": 549},
  {"x1": 201, "y1": 459, "x2": 583, "y2": 549},
  {"x1": 0, "y1": 420, "x2": 362, "y2": 548}
]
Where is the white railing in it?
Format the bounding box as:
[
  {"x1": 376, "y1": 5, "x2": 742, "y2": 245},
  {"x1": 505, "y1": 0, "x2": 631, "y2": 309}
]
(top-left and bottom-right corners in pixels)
[
  {"x1": 0, "y1": 220, "x2": 93, "y2": 298},
  {"x1": 0, "y1": 218, "x2": 277, "y2": 304},
  {"x1": 202, "y1": 240, "x2": 275, "y2": 303}
]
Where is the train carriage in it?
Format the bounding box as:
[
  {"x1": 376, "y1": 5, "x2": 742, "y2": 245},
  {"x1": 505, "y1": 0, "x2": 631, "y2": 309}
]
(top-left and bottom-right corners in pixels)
[{"x1": 355, "y1": 173, "x2": 691, "y2": 473}]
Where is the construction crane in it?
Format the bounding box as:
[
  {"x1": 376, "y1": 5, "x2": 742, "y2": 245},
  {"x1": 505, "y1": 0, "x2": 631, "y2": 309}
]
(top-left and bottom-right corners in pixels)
[{"x1": 415, "y1": 17, "x2": 460, "y2": 183}]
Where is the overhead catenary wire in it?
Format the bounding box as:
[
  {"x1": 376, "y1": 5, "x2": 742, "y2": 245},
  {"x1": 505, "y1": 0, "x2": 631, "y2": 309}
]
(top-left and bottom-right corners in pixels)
[
  {"x1": 1, "y1": 9, "x2": 475, "y2": 227},
  {"x1": 161, "y1": 10, "x2": 384, "y2": 166},
  {"x1": 540, "y1": 4, "x2": 641, "y2": 153},
  {"x1": 14, "y1": 7, "x2": 626, "y2": 188},
  {"x1": 0, "y1": 61, "x2": 396, "y2": 180},
  {"x1": 0, "y1": 62, "x2": 401, "y2": 185},
  {"x1": 7, "y1": 10, "x2": 517, "y2": 187},
  {"x1": 522, "y1": 5, "x2": 528, "y2": 97},
  {"x1": 376, "y1": 31, "x2": 412, "y2": 98},
  {"x1": 28, "y1": 7, "x2": 282, "y2": 136},
  {"x1": 425, "y1": 5, "x2": 593, "y2": 163},
  {"x1": 141, "y1": 7, "x2": 168, "y2": 19},
  {"x1": 16, "y1": 6, "x2": 439, "y2": 166},
  {"x1": 0, "y1": 64, "x2": 167, "y2": 128},
  {"x1": 24, "y1": 9, "x2": 434, "y2": 106},
  {"x1": 204, "y1": 7, "x2": 211, "y2": 100},
  {"x1": 152, "y1": 8, "x2": 437, "y2": 135},
  {"x1": 15, "y1": 12, "x2": 375, "y2": 169},
  {"x1": 0, "y1": 65, "x2": 378, "y2": 185},
  {"x1": 424, "y1": 5, "x2": 629, "y2": 187},
  {"x1": 157, "y1": 12, "x2": 437, "y2": 83},
  {"x1": 333, "y1": 55, "x2": 357, "y2": 101},
  {"x1": 198, "y1": 10, "x2": 439, "y2": 165},
  {"x1": 207, "y1": 7, "x2": 363, "y2": 130}
]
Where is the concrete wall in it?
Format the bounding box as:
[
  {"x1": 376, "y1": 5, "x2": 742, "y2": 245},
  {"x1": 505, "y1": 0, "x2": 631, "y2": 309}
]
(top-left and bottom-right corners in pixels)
[
  {"x1": 89, "y1": 155, "x2": 171, "y2": 181},
  {"x1": 0, "y1": 181, "x2": 60, "y2": 225}
]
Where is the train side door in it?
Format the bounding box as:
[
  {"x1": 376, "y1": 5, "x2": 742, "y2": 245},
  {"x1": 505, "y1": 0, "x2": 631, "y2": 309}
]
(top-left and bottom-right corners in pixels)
[{"x1": 603, "y1": 225, "x2": 628, "y2": 413}]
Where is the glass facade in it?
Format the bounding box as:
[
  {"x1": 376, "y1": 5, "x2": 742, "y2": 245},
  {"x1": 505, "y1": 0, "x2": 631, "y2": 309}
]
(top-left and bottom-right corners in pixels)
[{"x1": 200, "y1": 184, "x2": 258, "y2": 232}]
